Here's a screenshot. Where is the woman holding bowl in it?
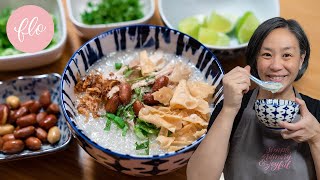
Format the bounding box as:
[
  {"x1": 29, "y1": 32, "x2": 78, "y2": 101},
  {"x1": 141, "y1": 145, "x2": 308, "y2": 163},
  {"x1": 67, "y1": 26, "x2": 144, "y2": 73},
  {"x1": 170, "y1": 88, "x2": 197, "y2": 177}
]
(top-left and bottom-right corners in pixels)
[{"x1": 187, "y1": 17, "x2": 320, "y2": 180}]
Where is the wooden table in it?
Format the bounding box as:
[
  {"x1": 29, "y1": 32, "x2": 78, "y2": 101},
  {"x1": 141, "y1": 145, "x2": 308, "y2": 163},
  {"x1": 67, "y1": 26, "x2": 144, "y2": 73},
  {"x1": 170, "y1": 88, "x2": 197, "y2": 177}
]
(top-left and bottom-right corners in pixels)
[{"x1": 1, "y1": 0, "x2": 319, "y2": 179}]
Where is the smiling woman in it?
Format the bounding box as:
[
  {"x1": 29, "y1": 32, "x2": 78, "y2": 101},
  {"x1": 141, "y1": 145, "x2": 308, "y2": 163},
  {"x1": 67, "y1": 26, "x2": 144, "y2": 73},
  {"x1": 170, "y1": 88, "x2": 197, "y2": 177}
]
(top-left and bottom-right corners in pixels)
[{"x1": 187, "y1": 17, "x2": 320, "y2": 180}]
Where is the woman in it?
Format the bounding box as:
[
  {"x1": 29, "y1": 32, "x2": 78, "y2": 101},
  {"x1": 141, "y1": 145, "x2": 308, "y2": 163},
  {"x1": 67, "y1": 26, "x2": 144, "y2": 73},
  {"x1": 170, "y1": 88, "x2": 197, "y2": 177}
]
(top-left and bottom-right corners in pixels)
[{"x1": 187, "y1": 17, "x2": 320, "y2": 180}]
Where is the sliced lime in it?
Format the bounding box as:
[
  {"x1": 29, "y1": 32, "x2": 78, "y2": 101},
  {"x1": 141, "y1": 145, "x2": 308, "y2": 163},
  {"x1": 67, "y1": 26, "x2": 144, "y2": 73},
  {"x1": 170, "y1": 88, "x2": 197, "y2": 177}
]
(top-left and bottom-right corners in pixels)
[
  {"x1": 178, "y1": 17, "x2": 201, "y2": 38},
  {"x1": 206, "y1": 11, "x2": 234, "y2": 33},
  {"x1": 198, "y1": 27, "x2": 230, "y2": 46},
  {"x1": 236, "y1": 11, "x2": 260, "y2": 44}
]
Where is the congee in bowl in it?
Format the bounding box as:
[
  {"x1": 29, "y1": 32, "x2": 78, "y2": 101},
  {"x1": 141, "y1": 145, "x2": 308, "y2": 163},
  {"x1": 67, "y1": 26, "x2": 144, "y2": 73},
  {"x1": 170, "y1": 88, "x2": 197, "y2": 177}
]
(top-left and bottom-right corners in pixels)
[{"x1": 61, "y1": 25, "x2": 224, "y2": 176}]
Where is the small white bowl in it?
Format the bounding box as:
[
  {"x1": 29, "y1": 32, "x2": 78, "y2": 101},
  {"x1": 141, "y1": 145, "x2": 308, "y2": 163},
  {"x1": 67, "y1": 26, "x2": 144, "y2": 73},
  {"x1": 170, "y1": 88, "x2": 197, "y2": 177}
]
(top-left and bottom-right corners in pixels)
[
  {"x1": 0, "y1": 0, "x2": 67, "y2": 71},
  {"x1": 159, "y1": 0, "x2": 280, "y2": 58},
  {"x1": 66, "y1": 0, "x2": 155, "y2": 39}
]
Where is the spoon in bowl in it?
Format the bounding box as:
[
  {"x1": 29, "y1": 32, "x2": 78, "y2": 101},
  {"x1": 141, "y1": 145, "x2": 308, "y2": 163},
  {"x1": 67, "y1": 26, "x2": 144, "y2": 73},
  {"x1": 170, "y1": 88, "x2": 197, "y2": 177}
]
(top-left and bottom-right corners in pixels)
[{"x1": 249, "y1": 75, "x2": 283, "y2": 93}]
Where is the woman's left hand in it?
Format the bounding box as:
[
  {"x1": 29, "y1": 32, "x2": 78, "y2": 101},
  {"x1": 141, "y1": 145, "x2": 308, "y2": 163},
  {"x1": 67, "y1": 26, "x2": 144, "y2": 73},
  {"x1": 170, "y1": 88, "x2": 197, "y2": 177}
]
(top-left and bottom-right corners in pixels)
[{"x1": 278, "y1": 98, "x2": 320, "y2": 144}]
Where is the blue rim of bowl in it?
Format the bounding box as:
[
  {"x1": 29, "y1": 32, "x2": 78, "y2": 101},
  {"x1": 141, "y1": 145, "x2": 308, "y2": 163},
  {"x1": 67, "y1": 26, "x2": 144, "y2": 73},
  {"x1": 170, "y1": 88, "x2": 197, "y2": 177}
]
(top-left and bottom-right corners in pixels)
[
  {"x1": 61, "y1": 24, "x2": 224, "y2": 160},
  {"x1": 255, "y1": 99, "x2": 299, "y2": 106}
]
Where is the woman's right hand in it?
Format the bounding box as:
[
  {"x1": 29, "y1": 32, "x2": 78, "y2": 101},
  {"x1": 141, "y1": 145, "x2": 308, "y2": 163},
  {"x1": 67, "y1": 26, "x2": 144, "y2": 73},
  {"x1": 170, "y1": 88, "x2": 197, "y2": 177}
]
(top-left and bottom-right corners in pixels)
[{"x1": 222, "y1": 65, "x2": 251, "y2": 112}]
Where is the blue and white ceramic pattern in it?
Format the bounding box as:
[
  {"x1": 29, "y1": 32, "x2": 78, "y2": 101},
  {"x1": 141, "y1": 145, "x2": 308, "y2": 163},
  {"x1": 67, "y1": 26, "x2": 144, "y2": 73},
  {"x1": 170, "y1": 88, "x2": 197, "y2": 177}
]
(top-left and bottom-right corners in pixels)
[
  {"x1": 60, "y1": 25, "x2": 224, "y2": 176},
  {"x1": 0, "y1": 73, "x2": 72, "y2": 161},
  {"x1": 254, "y1": 99, "x2": 300, "y2": 129}
]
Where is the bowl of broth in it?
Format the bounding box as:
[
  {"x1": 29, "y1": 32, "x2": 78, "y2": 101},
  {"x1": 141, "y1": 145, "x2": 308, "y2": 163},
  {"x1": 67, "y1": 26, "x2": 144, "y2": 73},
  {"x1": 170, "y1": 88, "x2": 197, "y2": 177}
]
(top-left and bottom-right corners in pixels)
[{"x1": 60, "y1": 25, "x2": 224, "y2": 176}]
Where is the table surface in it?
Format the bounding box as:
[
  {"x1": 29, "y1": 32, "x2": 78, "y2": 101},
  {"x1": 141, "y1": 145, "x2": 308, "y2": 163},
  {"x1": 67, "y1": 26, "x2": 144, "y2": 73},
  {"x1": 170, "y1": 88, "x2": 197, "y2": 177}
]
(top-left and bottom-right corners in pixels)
[{"x1": 1, "y1": 0, "x2": 320, "y2": 179}]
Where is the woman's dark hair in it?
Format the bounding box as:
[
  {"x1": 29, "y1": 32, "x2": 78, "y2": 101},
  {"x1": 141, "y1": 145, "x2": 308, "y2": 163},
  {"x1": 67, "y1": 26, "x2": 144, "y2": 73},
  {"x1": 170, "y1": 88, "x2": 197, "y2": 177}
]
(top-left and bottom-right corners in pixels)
[{"x1": 245, "y1": 17, "x2": 310, "y2": 81}]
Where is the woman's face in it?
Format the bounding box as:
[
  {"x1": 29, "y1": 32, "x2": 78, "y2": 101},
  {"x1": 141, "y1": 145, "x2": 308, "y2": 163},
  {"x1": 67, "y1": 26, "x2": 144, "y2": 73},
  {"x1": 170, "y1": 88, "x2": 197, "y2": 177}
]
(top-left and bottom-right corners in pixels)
[{"x1": 256, "y1": 28, "x2": 305, "y2": 94}]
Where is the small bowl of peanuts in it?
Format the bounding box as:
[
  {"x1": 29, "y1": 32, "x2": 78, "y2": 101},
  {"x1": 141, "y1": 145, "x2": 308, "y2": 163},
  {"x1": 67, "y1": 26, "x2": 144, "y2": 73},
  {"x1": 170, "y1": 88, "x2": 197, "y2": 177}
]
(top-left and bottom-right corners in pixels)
[{"x1": 0, "y1": 73, "x2": 72, "y2": 161}]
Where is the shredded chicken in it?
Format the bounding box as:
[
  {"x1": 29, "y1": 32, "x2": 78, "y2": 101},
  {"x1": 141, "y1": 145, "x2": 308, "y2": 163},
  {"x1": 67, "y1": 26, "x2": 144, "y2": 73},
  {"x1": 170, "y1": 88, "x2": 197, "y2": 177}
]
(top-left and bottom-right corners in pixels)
[
  {"x1": 149, "y1": 50, "x2": 166, "y2": 71},
  {"x1": 153, "y1": 62, "x2": 175, "y2": 79},
  {"x1": 107, "y1": 86, "x2": 120, "y2": 99},
  {"x1": 131, "y1": 78, "x2": 155, "y2": 89}
]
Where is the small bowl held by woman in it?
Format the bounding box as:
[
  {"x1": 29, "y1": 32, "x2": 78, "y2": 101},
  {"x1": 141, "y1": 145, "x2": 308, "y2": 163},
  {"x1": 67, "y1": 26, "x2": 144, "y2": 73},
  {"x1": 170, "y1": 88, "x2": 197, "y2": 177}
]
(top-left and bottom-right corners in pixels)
[{"x1": 254, "y1": 99, "x2": 300, "y2": 129}]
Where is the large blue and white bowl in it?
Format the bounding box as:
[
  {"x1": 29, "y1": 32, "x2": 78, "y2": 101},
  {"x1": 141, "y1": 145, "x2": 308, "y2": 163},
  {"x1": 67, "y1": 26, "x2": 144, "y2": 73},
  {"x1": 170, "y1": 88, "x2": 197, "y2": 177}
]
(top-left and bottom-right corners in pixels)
[
  {"x1": 254, "y1": 99, "x2": 300, "y2": 129},
  {"x1": 60, "y1": 25, "x2": 224, "y2": 176}
]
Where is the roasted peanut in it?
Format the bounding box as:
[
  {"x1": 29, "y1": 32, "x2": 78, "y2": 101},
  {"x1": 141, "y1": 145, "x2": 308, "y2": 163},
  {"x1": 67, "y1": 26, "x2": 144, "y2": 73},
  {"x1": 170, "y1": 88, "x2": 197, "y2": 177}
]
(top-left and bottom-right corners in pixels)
[
  {"x1": 46, "y1": 103, "x2": 60, "y2": 114},
  {"x1": 105, "y1": 94, "x2": 120, "y2": 113},
  {"x1": 133, "y1": 100, "x2": 144, "y2": 116},
  {"x1": 119, "y1": 83, "x2": 132, "y2": 105},
  {"x1": 39, "y1": 114, "x2": 57, "y2": 130},
  {"x1": 0, "y1": 137, "x2": 3, "y2": 150},
  {"x1": 47, "y1": 126, "x2": 60, "y2": 144},
  {"x1": 2, "y1": 133, "x2": 15, "y2": 142},
  {"x1": 39, "y1": 90, "x2": 51, "y2": 108},
  {"x1": 36, "y1": 112, "x2": 47, "y2": 124},
  {"x1": 13, "y1": 106, "x2": 29, "y2": 120},
  {"x1": 25, "y1": 137, "x2": 41, "y2": 150},
  {"x1": 143, "y1": 93, "x2": 159, "y2": 105},
  {"x1": 0, "y1": 104, "x2": 9, "y2": 125},
  {"x1": 20, "y1": 100, "x2": 35, "y2": 109},
  {"x1": 16, "y1": 114, "x2": 37, "y2": 128},
  {"x1": 2, "y1": 140, "x2": 24, "y2": 154},
  {"x1": 0, "y1": 124, "x2": 15, "y2": 136},
  {"x1": 13, "y1": 126, "x2": 35, "y2": 139},
  {"x1": 35, "y1": 127, "x2": 48, "y2": 142},
  {"x1": 6, "y1": 95, "x2": 20, "y2": 109},
  {"x1": 152, "y1": 76, "x2": 169, "y2": 92},
  {"x1": 29, "y1": 101, "x2": 42, "y2": 113},
  {"x1": 7, "y1": 110, "x2": 17, "y2": 124}
]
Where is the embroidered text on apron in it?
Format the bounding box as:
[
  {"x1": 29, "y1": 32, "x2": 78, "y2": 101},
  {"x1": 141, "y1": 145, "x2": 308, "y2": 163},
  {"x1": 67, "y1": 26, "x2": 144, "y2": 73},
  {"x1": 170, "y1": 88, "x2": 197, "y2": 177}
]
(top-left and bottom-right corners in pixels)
[{"x1": 223, "y1": 89, "x2": 316, "y2": 180}]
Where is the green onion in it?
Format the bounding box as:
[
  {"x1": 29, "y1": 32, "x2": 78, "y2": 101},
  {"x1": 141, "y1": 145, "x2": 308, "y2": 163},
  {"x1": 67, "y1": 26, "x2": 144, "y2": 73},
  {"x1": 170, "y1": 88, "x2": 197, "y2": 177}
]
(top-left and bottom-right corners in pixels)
[
  {"x1": 106, "y1": 113, "x2": 126, "y2": 129},
  {"x1": 135, "y1": 139, "x2": 150, "y2": 155},
  {"x1": 134, "y1": 126, "x2": 148, "y2": 139},
  {"x1": 104, "y1": 117, "x2": 112, "y2": 131},
  {"x1": 113, "y1": 116, "x2": 125, "y2": 129},
  {"x1": 124, "y1": 69, "x2": 133, "y2": 78},
  {"x1": 134, "y1": 119, "x2": 159, "y2": 139},
  {"x1": 122, "y1": 124, "x2": 129, "y2": 136},
  {"x1": 81, "y1": 0, "x2": 144, "y2": 25},
  {"x1": 115, "y1": 62, "x2": 122, "y2": 70}
]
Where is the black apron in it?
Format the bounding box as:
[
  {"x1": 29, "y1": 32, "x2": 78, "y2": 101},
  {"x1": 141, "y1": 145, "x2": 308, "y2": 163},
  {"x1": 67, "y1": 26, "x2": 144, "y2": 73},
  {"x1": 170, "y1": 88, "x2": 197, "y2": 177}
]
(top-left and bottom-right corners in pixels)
[{"x1": 223, "y1": 89, "x2": 316, "y2": 180}]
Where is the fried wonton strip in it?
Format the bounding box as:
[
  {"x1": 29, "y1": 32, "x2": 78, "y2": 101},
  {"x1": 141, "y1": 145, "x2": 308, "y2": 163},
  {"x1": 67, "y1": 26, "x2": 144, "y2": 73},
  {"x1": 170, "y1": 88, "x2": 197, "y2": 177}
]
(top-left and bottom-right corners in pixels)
[
  {"x1": 158, "y1": 127, "x2": 169, "y2": 136},
  {"x1": 193, "y1": 129, "x2": 207, "y2": 139},
  {"x1": 140, "y1": 50, "x2": 156, "y2": 76},
  {"x1": 171, "y1": 140, "x2": 194, "y2": 147},
  {"x1": 156, "y1": 135, "x2": 175, "y2": 149},
  {"x1": 138, "y1": 106, "x2": 183, "y2": 132},
  {"x1": 170, "y1": 79, "x2": 198, "y2": 109},
  {"x1": 169, "y1": 62, "x2": 191, "y2": 83},
  {"x1": 187, "y1": 81, "x2": 215, "y2": 99},
  {"x1": 152, "y1": 87, "x2": 174, "y2": 105},
  {"x1": 194, "y1": 98, "x2": 210, "y2": 116},
  {"x1": 168, "y1": 146, "x2": 182, "y2": 152},
  {"x1": 184, "y1": 114, "x2": 208, "y2": 126}
]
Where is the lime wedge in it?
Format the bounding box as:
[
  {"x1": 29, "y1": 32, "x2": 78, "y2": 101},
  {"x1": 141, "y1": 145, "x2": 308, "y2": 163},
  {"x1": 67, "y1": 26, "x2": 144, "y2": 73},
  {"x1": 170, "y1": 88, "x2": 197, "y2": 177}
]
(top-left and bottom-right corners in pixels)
[
  {"x1": 198, "y1": 27, "x2": 230, "y2": 46},
  {"x1": 206, "y1": 11, "x2": 233, "y2": 33},
  {"x1": 236, "y1": 11, "x2": 260, "y2": 44},
  {"x1": 178, "y1": 17, "x2": 201, "y2": 38}
]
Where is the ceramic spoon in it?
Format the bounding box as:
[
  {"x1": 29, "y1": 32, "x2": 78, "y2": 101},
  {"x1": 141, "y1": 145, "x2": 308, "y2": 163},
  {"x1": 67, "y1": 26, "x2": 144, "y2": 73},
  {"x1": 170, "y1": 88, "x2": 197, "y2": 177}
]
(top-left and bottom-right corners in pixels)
[{"x1": 250, "y1": 75, "x2": 283, "y2": 93}]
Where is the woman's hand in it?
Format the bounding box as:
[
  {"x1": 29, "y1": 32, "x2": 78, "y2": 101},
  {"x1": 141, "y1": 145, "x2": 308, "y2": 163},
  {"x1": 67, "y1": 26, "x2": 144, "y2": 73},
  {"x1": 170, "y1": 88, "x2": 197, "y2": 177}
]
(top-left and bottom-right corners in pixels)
[
  {"x1": 222, "y1": 65, "x2": 251, "y2": 112},
  {"x1": 279, "y1": 98, "x2": 320, "y2": 144}
]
